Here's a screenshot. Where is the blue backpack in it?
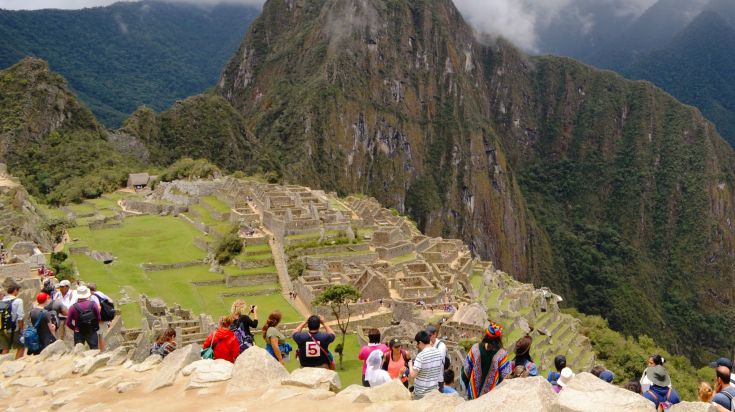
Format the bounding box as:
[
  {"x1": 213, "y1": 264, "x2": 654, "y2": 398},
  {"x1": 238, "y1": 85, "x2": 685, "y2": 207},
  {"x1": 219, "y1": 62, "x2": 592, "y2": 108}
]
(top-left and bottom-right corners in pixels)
[{"x1": 22, "y1": 310, "x2": 46, "y2": 353}]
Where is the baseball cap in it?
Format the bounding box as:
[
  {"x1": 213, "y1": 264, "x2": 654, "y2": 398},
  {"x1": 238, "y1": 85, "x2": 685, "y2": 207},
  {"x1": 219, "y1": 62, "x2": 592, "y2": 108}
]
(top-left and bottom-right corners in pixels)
[
  {"x1": 36, "y1": 292, "x2": 50, "y2": 304},
  {"x1": 425, "y1": 325, "x2": 438, "y2": 335},
  {"x1": 710, "y1": 358, "x2": 733, "y2": 369},
  {"x1": 599, "y1": 370, "x2": 615, "y2": 383},
  {"x1": 388, "y1": 338, "x2": 402, "y2": 347},
  {"x1": 59, "y1": 280, "x2": 71, "y2": 287}
]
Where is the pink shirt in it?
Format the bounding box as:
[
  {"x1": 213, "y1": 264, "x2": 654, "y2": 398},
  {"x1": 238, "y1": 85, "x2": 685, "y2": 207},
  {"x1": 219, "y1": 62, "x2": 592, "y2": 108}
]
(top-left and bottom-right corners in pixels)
[{"x1": 358, "y1": 343, "x2": 389, "y2": 374}]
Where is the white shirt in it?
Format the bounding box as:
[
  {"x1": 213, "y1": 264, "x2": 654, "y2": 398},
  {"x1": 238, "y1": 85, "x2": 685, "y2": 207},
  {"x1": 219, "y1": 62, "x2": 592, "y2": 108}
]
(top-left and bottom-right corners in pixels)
[
  {"x1": 2, "y1": 295, "x2": 24, "y2": 331},
  {"x1": 53, "y1": 290, "x2": 77, "y2": 309},
  {"x1": 413, "y1": 346, "x2": 443, "y2": 398},
  {"x1": 434, "y1": 339, "x2": 448, "y2": 383}
]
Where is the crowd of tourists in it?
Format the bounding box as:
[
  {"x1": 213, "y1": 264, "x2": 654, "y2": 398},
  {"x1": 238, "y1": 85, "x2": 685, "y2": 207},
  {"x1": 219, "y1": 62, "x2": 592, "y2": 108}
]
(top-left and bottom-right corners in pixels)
[{"x1": 0, "y1": 278, "x2": 115, "y2": 358}]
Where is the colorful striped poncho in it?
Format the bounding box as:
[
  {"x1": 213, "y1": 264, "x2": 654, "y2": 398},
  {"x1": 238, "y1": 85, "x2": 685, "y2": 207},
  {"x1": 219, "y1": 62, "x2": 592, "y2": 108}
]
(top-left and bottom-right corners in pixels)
[{"x1": 463, "y1": 344, "x2": 511, "y2": 399}]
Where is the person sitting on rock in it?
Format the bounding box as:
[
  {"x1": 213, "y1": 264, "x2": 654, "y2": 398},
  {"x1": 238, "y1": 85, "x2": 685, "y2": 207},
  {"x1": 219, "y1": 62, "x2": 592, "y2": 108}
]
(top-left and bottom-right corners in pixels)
[
  {"x1": 358, "y1": 328, "x2": 389, "y2": 386},
  {"x1": 461, "y1": 322, "x2": 511, "y2": 399},
  {"x1": 510, "y1": 335, "x2": 538, "y2": 377},
  {"x1": 66, "y1": 285, "x2": 100, "y2": 350},
  {"x1": 623, "y1": 380, "x2": 642, "y2": 395},
  {"x1": 365, "y1": 349, "x2": 391, "y2": 388},
  {"x1": 202, "y1": 315, "x2": 240, "y2": 363},
  {"x1": 712, "y1": 365, "x2": 735, "y2": 411},
  {"x1": 640, "y1": 354, "x2": 666, "y2": 392},
  {"x1": 555, "y1": 367, "x2": 575, "y2": 393},
  {"x1": 230, "y1": 300, "x2": 257, "y2": 353},
  {"x1": 27, "y1": 292, "x2": 58, "y2": 355},
  {"x1": 547, "y1": 355, "x2": 567, "y2": 385},
  {"x1": 642, "y1": 365, "x2": 681, "y2": 409},
  {"x1": 150, "y1": 327, "x2": 177, "y2": 358},
  {"x1": 292, "y1": 315, "x2": 336, "y2": 369},
  {"x1": 262, "y1": 310, "x2": 290, "y2": 364}
]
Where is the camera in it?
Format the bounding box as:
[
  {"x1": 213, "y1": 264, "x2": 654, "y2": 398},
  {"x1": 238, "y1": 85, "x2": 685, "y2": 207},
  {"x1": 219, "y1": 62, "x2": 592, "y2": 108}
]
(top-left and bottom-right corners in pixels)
[{"x1": 250, "y1": 305, "x2": 256, "y2": 311}]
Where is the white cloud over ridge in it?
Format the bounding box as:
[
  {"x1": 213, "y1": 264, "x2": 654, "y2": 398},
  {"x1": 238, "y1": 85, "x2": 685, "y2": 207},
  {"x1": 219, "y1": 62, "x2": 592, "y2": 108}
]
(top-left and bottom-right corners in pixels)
[
  {"x1": 453, "y1": 0, "x2": 658, "y2": 52},
  {"x1": 1, "y1": 0, "x2": 265, "y2": 11}
]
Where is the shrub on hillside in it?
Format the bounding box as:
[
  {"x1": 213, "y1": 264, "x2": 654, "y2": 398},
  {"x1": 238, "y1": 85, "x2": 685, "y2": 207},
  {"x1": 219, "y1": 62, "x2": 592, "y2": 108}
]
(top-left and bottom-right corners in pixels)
[
  {"x1": 288, "y1": 258, "x2": 305, "y2": 280},
  {"x1": 159, "y1": 158, "x2": 222, "y2": 183},
  {"x1": 214, "y1": 228, "x2": 243, "y2": 265}
]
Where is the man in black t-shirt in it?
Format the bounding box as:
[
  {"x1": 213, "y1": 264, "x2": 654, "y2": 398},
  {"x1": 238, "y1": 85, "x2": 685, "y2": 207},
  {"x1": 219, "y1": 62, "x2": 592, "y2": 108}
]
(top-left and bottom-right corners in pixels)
[{"x1": 292, "y1": 315, "x2": 336, "y2": 368}]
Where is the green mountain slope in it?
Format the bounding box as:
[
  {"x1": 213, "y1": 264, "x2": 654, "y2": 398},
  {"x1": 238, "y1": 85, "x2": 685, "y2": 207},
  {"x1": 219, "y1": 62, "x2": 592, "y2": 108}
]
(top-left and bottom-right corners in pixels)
[
  {"x1": 0, "y1": 1, "x2": 259, "y2": 127},
  {"x1": 0, "y1": 58, "x2": 137, "y2": 204},
  {"x1": 211, "y1": 0, "x2": 735, "y2": 363},
  {"x1": 623, "y1": 11, "x2": 735, "y2": 146}
]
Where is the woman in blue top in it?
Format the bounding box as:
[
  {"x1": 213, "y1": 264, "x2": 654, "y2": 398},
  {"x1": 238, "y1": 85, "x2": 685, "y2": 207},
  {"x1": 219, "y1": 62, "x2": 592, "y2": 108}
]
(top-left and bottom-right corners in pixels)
[{"x1": 510, "y1": 335, "x2": 538, "y2": 377}]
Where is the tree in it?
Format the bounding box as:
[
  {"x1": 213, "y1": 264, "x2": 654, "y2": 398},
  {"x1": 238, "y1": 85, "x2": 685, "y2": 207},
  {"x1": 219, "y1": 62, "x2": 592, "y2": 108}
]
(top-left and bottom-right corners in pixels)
[
  {"x1": 312, "y1": 284, "x2": 360, "y2": 370},
  {"x1": 214, "y1": 227, "x2": 243, "y2": 264}
]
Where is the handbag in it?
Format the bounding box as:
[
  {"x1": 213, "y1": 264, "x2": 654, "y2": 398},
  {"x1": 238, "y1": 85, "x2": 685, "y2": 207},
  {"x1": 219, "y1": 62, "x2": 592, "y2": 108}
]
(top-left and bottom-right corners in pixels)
[{"x1": 200, "y1": 332, "x2": 221, "y2": 360}]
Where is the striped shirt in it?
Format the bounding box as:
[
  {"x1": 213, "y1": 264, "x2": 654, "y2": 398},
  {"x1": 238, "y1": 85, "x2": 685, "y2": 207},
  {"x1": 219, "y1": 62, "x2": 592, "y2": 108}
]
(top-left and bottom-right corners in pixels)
[{"x1": 413, "y1": 346, "x2": 443, "y2": 399}]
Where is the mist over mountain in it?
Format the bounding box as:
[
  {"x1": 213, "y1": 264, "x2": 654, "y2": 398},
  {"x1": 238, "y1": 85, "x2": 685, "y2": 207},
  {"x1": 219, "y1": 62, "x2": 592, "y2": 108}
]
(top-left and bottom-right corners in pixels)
[{"x1": 0, "y1": 1, "x2": 259, "y2": 126}]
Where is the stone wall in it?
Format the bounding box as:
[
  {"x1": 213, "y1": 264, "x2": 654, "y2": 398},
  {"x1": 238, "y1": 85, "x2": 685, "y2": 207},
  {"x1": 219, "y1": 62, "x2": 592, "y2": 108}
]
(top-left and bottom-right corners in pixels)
[
  {"x1": 141, "y1": 261, "x2": 202, "y2": 271},
  {"x1": 304, "y1": 252, "x2": 379, "y2": 267},
  {"x1": 225, "y1": 273, "x2": 278, "y2": 287},
  {"x1": 0, "y1": 262, "x2": 33, "y2": 279}
]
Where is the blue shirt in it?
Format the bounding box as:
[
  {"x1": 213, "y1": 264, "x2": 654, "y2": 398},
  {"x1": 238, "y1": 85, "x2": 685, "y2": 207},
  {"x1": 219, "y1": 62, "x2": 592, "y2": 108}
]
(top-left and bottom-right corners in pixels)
[
  {"x1": 713, "y1": 386, "x2": 735, "y2": 410},
  {"x1": 643, "y1": 385, "x2": 681, "y2": 407},
  {"x1": 442, "y1": 385, "x2": 457, "y2": 394}
]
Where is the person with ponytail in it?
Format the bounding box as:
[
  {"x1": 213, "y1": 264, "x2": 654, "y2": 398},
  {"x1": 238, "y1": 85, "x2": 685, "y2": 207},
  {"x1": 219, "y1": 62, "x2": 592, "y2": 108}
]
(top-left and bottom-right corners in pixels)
[
  {"x1": 511, "y1": 335, "x2": 539, "y2": 376},
  {"x1": 262, "y1": 310, "x2": 290, "y2": 364},
  {"x1": 461, "y1": 322, "x2": 511, "y2": 399},
  {"x1": 640, "y1": 354, "x2": 666, "y2": 392}
]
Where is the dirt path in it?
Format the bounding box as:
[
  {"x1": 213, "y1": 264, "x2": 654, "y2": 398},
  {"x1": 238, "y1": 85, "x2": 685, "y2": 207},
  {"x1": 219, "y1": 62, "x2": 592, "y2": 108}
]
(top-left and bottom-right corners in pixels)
[{"x1": 263, "y1": 227, "x2": 311, "y2": 318}]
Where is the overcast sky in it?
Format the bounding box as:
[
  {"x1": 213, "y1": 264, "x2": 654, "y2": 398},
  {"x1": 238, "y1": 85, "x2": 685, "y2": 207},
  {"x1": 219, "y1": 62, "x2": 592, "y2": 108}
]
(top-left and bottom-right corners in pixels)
[{"x1": 2, "y1": 0, "x2": 657, "y2": 52}]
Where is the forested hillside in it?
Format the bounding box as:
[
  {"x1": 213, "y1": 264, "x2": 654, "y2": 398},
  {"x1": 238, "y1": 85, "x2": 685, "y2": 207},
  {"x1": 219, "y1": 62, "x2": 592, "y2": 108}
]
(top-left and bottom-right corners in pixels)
[{"x1": 0, "y1": 1, "x2": 259, "y2": 127}]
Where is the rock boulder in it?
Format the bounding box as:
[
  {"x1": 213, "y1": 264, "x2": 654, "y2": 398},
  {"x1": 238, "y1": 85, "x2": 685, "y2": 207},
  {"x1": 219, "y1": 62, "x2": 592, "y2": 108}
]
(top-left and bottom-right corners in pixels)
[
  {"x1": 147, "y1": 344, "x2": 201, "y2": 391},
  {"x1": 281, "y1": 367, "x2": 342, "y2": 392},
  {"x1": 183, "y1": 359, "x2": 233, "y2": 389},
  {"x1": 354, "y1": 379, "x2": 412, "y2": 403},
  {"x1": 671, "y1": 402, "x2": 719, "y2": 412},
  {"x1": 455, "y1": 376, "x2": 556, "y2": 412},
  {"x1": 227, "y1": 346, "x2": 289, "y2": 394},
  {"x1": 556, "y1": 372, "x2": 654, "y2": 412},
  {"x1": 133, "y1": 354, "x2": 162, "y2": 372},
  {"x1": 38, "y1": 340, "x2": 70, "y2": 360}
]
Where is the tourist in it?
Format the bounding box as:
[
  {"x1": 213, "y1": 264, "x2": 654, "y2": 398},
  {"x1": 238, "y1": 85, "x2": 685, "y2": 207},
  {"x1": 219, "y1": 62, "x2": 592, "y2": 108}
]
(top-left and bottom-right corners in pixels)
[
  {"x1": 426, "y1": 324, "x2": 449, "y2": 390},
  {"x1": 66, "y1": 286, "x2": 100, "y2": 349},
  {"x1": 641, "y1": 354, "x2": 666, "y2": 392},
  {"x1": 547, "y1": 355, "x2": 567, "y2": 385},
  {"x1": 442, "y1": 369, "x2": 458, "y2": 394},
  {"x1": 150, "y1": 327, "x2": 177, "y2": 358},
  {"x1": 409, "y1": 330, "x2": 443, "y2": 399},
  {"x1": 27, "y1": 292, "x2": 58, "y2": 355},
  {"x1": 382, "y1": 338, "x2": 411, "y2": 387},
  {"x1": 599, "y1": 369, "x2": 615, "y2": 383},
  {"x1": 53, "y1": 280, "x2": 78, "y2": 310},
  {"x1": 461, "y1": 322, "x2": 511, "y2": 400},
  {"x1": 262, "y1": 310, "x2": 289, "y2": 364},
  {"x1": 358, "y1": 328, "x2": 389, "y2": 386},
  {"x1": 713, "y1": 365, "x2": 735, "y2": 411},
  {"x1": 202, "y1": 315, "x2": 240, "y2": 363},
  {"x1": 88, "y1": 283, "x2": 113, "y2": 352},
  {"x1": 230, "y1": 300, "x2": 257, "y2": 353},
  {"x1": 623, "y1": 380, "x2": 642, "y2": 395},
  {"x1": 365, "y1": 349, "x2": 391, "y2": 387},
  {"x1": 710, "y1": 358, "x2": 735, "y2": 383},
  {"x1": 511, "y1": 335, "x2": 539, "y2": 376},
  {"x1": 510, "y1": 364, "x2": 529, "y2": 379},
  {"x1": 642, "y1": 365, "x2": 681, "y2": 409},
  {"x1": 698, "y1": 381, "x2": 714, "y2": 403},
  {"x1": 292, "y1": 315, "x2": 336, "y2": 369},
  {"x1": 0, "y1": 280, "x2": 24, "y2": 359},
  {"x1": 555, "y1": 367, "x2": 575, "y2": 393}
]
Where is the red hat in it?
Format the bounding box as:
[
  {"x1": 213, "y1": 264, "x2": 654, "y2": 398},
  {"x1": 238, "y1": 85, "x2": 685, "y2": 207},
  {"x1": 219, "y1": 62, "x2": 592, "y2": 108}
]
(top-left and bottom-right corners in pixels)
[{"x1": 36, "y1": 292, "x2": 50, "y2": 304}]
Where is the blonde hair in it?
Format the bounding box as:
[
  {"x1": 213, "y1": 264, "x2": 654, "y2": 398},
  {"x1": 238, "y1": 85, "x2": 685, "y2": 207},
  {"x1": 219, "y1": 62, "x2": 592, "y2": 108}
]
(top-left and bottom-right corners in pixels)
[
  {"x1": 231, "y1": 299, "x2": 248, "y2": 317},
  {"x1": 698, "y1": 382, "x2": 714, "y2": 403}
]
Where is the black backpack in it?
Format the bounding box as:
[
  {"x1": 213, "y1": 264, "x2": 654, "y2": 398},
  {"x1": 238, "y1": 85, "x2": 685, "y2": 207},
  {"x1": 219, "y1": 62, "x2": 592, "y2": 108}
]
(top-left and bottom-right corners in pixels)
[
  {"x1": 94, "y1": 293, "x2": 115, "y2": 322},
  {"x1": 0, "y1": 298, "x2": 16, "y2": 332},
  {"x1": 74, "y1": 302, "x2": 99, "y2": 334}
]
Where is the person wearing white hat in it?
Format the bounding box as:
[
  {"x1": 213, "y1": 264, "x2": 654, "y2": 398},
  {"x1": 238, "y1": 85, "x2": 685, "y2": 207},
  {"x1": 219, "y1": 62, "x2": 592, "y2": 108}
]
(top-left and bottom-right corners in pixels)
[
  {"x1": 554, "y1": 367, "x2": 575, "y2": 393},
  {"x1": 52, "y1": 279, "x2": 77, "y2": 340},
  {"x1": 65, "y1": 285, "x2": 101, "y2": 349}
]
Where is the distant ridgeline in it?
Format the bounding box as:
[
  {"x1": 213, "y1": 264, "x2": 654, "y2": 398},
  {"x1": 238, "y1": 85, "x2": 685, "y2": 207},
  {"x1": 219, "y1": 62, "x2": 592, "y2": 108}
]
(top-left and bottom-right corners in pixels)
[
  {"x1": 2, "y1": 0, "x2": 735, "y2": 370},
  {"x1": 0, "y1": 1, "x2": 259, "y2": 127}
]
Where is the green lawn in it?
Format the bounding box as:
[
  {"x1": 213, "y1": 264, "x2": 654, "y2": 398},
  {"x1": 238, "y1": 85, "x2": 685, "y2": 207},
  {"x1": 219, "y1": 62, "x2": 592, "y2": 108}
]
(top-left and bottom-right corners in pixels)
[
  {"x1": 66, "y1": 202, "x2": 96, "y2": 215},
  {"x1": 243, "y1": 243, "x2": 272, "y2": 254},
  {"x1": 239, "y1": 253, "x2": 274, "y2": 262},
  {"x1": 200, "y1": 196, "x2": 231, "y2": 214},
  {"x1": 63, "y1": 215, "x2": 307, "y2": 328},
  {"x1": 223, "y1": 265, "x2": 277, "y2": 276}
]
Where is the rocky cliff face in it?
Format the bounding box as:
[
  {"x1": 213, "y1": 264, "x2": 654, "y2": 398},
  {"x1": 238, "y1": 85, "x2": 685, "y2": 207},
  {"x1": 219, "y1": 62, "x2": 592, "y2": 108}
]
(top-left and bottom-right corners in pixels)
[{"x1": 216, "y1": 0, "x2": 735, "y2": 362}]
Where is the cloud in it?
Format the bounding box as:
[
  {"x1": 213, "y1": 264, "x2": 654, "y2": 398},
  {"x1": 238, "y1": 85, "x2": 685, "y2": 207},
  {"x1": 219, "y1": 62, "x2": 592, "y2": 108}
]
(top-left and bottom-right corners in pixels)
[
  {"x1": 453, "y1": 0, "x2": 657, "y2": 52},
  {"x1": 1, "y1": 0, "x2": 265, "y2": 11}
]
